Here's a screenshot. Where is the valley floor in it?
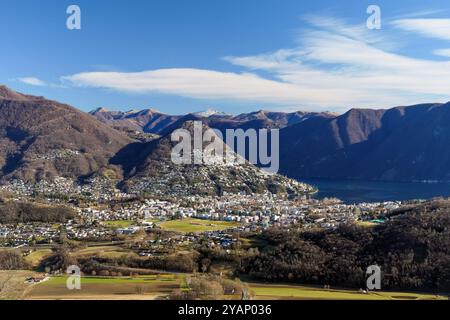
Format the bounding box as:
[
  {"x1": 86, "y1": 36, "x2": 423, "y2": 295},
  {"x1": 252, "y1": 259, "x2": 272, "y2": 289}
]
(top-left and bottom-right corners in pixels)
[{"x1": 2, "y1": 272, "x2": 445, "y2": 301}]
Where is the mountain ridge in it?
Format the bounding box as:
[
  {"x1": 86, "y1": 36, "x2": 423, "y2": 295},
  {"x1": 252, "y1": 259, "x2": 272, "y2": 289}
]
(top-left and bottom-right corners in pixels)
[
  {"x1": 89, "y1": 106, "x2": 331, "y2": 135},
  {"x1": 87, "y1": 97, "x2": 450, "y2": 182},
  {"x1": 4, "y1": 85, "x2": 450, "y2": 185},
  {"x1": 279, "y1": 102, "x2": 450, "y2": 182},
  {"x1": 0, "y1": 86, "x2": 311, "y2": 197},
  {"x1": 0, "y1": 86, "x2": 134, "y2": 183}
]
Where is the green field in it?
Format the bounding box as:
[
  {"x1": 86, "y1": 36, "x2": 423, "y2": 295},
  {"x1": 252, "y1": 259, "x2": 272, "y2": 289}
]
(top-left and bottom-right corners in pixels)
[
  {"x1": 158, "y1": 218, "x2": 240, "y2": 233},
  {"x1": 250, "y1": 284, "x2": 447, "y2": 300},
  {"x1": 104, "y1": 220, "x2": 134, "y2": 229}
]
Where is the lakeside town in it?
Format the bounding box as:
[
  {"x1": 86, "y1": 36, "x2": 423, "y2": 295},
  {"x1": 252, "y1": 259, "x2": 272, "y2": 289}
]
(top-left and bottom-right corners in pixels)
[{"x1": 0, "y1": 177, "x2": 414, "y2": 250}]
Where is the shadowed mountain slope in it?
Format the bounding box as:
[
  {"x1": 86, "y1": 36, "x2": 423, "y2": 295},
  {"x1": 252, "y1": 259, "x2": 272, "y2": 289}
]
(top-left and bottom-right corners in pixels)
[{"x1": 279, "y1": 103, "x2": 450, "y2": 182}]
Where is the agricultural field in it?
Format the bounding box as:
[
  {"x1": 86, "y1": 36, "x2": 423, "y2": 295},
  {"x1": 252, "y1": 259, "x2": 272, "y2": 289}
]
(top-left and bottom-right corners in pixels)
[
  {"x1": 249, "y1": 283, "x2": 448, "y2": 300},
  {"x1": 4, "y1": 271, "x2": 448, "y2": 300},
  {"x1": 73, "y1": 245, "x2": 137, "y2": 259},
  {"x1": 25, "y1": 275, "x2": 182, "y2": 300},
  {"x1": 157, "y1": 218, "x2": 241, "y2": 233},
  {"x1": 104, "y1": 220, "x2": 135, "y2": 229},
  {"x1": 0, "y1": 271, "x2": 36, "y2": 300}
]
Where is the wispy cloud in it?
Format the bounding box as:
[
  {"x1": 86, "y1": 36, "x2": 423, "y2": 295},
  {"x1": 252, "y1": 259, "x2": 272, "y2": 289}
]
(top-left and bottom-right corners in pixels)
[
  {"x1": 16, "y1": 77, "x2": 66, "y2": 88},
  {"x1": 391, "y1": 19, "x2": 450, "y2": 41},
  {"x1": 389, "y1": 9, "x2": 448, "y2": 20},
  {"x1": 63, "y1": 14, "x2": 450, "y2": 112},
  {"x1": 63, "y1": 69, "x2": 337, "y2": 106},
  {"x1": 18, "y1": 77, "x2": 47, "y2": 86},
  {"x1": 433, "y1": 48, "x2": 450, "y2": 57}
]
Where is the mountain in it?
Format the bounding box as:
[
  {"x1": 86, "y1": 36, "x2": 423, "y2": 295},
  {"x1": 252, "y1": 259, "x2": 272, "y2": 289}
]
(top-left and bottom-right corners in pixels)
[
  {"x1": 279, "y1": 103, "x2": 450, "y2": 182},
  {"x1": 205, "y1": 110, "x2": 333, "y2": 137},
  {"x1": 0, "y1": 86, "x2": 312, "y2": 197},
  {"x1": 122, "y1": 101, "x2": 450, "y2": 183},
  {"x1": 233, "y1": 110, "x2": 329, "y2": 128},
  {"x1": 8, "y1": 85, "x2": 450, "y2": 186},
  {"x1": 89, "y1": 107, "x2": 328, "y2": 134},
  {"x1": 89, "y1": 107, "x2": 181, "y2": 134},
  {"x1": 152, "y1": 110, "x2": 325, "y2": 138},
  {"x1": 116, "y1": 120, "x2": 314, "y2": 197},
  {"x1": 0, "y1": 86, "x2": 132, "y2": 182}
]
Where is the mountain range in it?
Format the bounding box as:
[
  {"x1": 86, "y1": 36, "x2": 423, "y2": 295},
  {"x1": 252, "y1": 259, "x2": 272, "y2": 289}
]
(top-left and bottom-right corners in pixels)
[
  {"x1": 89, "y1": 107, "x2": 329, "y2": 134},
  {"x1": 2, "y1": 85, "x2": 450, "y2": 189},
  {"x1": 91, "y1": 99, "x2": 450, "y2": 182},
  {"x1": 279, "y1": 103, "x2": 450, "y2": 182},
  {"x1": 0, "y1": 86, "x2": 312, "y2": 197}
]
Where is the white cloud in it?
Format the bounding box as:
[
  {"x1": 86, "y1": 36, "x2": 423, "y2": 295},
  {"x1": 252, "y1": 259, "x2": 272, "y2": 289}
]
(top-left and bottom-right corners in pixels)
[
  {"x1": 225, "y1": 16, "x2": 450, "y2": 108},
  {"x1": 433, "y1": 48, "x2": 450, "y2": 57},
  {"x1": 389, "y1": 9, "x2": 448, "y2": 20},
  {"x1": 18, "y1": 77, "x2": 47, "y2": 86},
  {"x1": 391, "y1": 19, "x2": 450, "y2": 40},
  {"x1": 63, "y1": 68, "x2": 347, "y2": 107},
  {"x1": 63, "y1": 15, "x2": 450, "y2": 112}
]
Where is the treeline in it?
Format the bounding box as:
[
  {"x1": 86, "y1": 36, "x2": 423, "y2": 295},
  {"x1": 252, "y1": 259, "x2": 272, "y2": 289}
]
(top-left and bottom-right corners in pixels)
[
  {"x1": 0, "y1": 201, "x2": 75, "y2": 223},
  {"x1": 0, "y1": 250, "x2": 28, "y2": 270},
  {"x1": 40, "y1": 250, "x2": 199, "y2": 275},
  {"x1": 170, "y1": 275, "x2": 251, "y2": 300},
  {"x1": 80, "y1": 252, "x2": 199, "y2": 274},
  {"x1": 240, "y1": 200, "x2": 450, "y2": 292}
]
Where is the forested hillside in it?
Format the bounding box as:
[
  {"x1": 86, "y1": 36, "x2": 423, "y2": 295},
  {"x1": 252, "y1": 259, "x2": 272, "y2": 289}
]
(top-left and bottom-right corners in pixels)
[{"x1": 241, "y1": 199, "x2": 450, "y2": 292}]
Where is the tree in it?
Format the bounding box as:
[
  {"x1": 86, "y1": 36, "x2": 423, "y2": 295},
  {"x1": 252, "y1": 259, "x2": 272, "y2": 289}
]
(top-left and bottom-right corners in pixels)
[
  {"x1": 39, "y1": 248, "x2": 77, "y2": 273},
  {"x1": 201, "y1": 258, "x2": 211, "y2": 273}
]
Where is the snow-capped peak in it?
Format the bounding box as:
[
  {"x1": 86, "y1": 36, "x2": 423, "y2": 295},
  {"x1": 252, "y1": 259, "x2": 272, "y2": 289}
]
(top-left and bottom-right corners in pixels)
[{"x1": 193, "y1": 108, "x2": 228, "y2": 117}]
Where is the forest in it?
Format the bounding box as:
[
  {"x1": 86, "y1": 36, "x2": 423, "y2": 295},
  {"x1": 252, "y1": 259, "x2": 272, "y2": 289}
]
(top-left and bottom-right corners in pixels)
[
  {"x1": 240, "y1": 199, "x2": 450, "y2": 292},
  {"x1": 0, "y1": 200, "x2": 75, "y2": 223}
]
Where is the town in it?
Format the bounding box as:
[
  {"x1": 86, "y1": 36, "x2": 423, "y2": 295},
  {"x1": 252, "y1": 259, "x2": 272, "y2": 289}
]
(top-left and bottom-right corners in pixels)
[{"x1": 0, "y1": 177, "x2": 411, "y2": 251}]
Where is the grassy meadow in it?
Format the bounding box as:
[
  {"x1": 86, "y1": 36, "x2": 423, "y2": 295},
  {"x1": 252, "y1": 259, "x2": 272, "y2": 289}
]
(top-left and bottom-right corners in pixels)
[
  {"x1": 158, "y1": 218, "x2": 240, "y2": 233},
  {"x1": 249, "y1": 283, "x2": 447, "y2": 300}
]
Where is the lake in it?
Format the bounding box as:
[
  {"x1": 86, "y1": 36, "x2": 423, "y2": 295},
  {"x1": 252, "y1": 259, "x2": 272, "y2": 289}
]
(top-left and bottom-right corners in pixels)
[{"x1": 301, "y1": 179, "x2": 450, "y2": 204}]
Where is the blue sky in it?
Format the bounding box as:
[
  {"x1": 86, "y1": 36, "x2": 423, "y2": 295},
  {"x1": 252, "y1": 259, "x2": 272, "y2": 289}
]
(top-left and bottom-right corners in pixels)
[{"x1": 2, "y1": 0, "x2": 450, "y2": 114}]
